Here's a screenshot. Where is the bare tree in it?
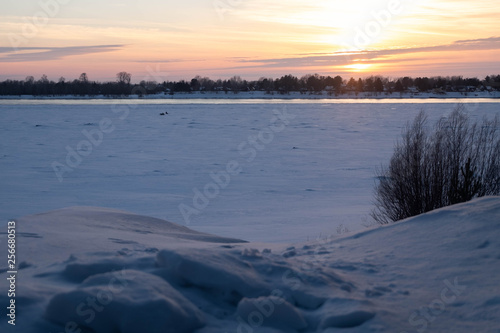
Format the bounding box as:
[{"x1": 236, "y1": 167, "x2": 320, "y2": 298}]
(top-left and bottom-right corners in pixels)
[
  {"x1": 117, "y1": 72, "x2": 131, "y2": 85},
  {"x1": 79, "y1": 73, "x2": 88, "y2": 83},
  {"x1": 25, "y1": 76, "x2": 35, "y2": 84},
  {"x1": 372, "y1": 106, "x2": 500, "y2": 224}
]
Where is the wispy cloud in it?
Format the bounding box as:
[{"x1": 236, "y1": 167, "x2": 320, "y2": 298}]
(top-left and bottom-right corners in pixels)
[
  {"x1": 0, "y1": 45, "x2": 125, "y2": 62},
  {"x1": 133, "y1": 58, "x2": 206, "y2": 63},
  {"x1": 231, "y1": 37, "x2": 500, "y2": 69}
]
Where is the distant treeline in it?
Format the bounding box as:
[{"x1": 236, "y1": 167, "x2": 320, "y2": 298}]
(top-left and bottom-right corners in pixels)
[{"x1": 1, "y1": 72, "x2": 500, "y2": 96}]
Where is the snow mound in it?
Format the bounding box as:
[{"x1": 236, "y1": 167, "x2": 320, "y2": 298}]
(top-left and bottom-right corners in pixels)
[
  {"x1": 2, "y1": 198, "x2": 500, "y2": 332},
  {"x1": 26, "y1": 206, "x2": 246, "y2": 243},
  {"x1": 45, "y1": 270, "x2": 205, "y2": 333},
  {"x1": 237, "y1": 296, "x2": 308, "y2": 331},
  {"x1": 316, "y1": 298, "x2": 376, "y2": 329},
  {"x1": 13, "y1": 206, "x2": 245, "y2": 265}
]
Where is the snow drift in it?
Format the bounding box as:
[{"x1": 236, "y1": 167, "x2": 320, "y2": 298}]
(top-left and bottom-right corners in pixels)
[{"x1": 1, "y1": 198, "x2": 500, "y2": 332}]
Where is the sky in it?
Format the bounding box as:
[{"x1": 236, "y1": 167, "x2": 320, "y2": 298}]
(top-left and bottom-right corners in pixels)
[{"x1": 0, "y1": 0, "x2": 499, "y2": 82}]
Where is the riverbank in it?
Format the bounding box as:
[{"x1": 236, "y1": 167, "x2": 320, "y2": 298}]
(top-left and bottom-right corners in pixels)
[{"x1": 0, "y1": 90, "x2": 499, "y2": 100}]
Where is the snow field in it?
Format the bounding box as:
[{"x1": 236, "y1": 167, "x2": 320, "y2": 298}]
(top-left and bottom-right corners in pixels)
[
  {"x1": 1, "y1": 100, "x2": 498, "y2": 242},
  {"x1": 0, "y1": 99, "x2": 499, "y2": 332}
]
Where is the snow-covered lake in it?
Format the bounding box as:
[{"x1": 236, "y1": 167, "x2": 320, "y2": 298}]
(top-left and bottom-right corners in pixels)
[{"x1": 1, "y1": 99, "x2": 498, "y2": 242}]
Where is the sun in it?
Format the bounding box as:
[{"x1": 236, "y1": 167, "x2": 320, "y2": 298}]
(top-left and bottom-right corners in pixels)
[{"x1": 344, "y1": 63, "x2": 373, "y2": 72}]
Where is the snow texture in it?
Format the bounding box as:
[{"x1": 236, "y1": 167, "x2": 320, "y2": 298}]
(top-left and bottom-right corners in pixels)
[
  {"x1": 1, "y1": 197, "x2": 499, "y2": 332},
  {"x1": 1, "y1": 100, "x2": 499, "y2": 332},
  {"x1": 1, "y1": 100, "x2": 498, "y2": 243},
  {"x1": 45, "y1": 270, "x2": 205, "y2": 333}
]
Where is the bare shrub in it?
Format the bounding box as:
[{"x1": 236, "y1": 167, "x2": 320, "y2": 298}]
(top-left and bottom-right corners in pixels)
[{"x1": 372, "y1": 105, "x2": 500, "y2": 224}]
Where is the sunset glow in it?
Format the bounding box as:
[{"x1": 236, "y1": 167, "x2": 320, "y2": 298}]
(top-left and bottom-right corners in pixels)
[
  {"x1": 1, "y1": 0, "x2": 499, "y2": 81},
  {"x1": 344, "y1": 63, "x2": 373, "y2": 72}
]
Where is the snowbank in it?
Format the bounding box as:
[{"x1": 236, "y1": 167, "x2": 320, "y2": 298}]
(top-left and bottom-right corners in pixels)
[
  {"x1": 1, "y1": 198, "x2": 499, "y2": 332},
  {"x1": 0, "y1": 90, "x2": 499, "y2": 100}
]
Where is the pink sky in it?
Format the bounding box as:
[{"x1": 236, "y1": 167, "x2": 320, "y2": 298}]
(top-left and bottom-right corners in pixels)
[{"x1": 1, "y1": 0, "x2": 499, "y2": 82}]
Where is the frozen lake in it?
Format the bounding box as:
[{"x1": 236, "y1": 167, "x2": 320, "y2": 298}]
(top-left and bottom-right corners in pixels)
[{"x1": 1, "y1": 99, "x2": 498, "y2": 242}]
